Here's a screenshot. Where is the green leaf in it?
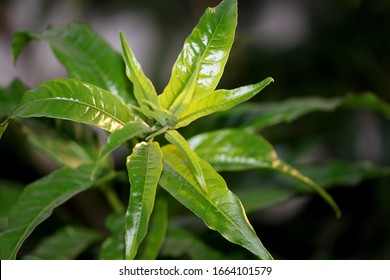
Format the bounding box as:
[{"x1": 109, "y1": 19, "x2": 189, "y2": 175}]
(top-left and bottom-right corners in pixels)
[
  {"x1": 12, "y1": 23, "x2": 134, "y2": 104},
  {"x1": 100, "y1": 212, "x2": 125, "y2": 260},
  {"x1": 165, "y1": 129, "x2": 207, "y2": 192},
  {"x1": 0, "y1": 180, "x2": 24, "y2": 231},
  {"x1": 97, "y1": 121, "x2": 153, "y2": 164},
  {"x1": 161, "y1": 222, "x2": 227, "y2": 260},
  {"x1": 0, "y1": 164, "x2": 113, "y2": 259},
  {"x1": 342, "y1": 91, "x2": 390, "y2": 118},
  {"x1": 137, "y1": 197, "x2": 168, "y2": 260},
  {"x1": 159, "y1": 0, "x2": 237, "y2": 110},
  {"x1": 23, "y1": 225, "x2": 101, "y2": 260},
  {"x1": 23, "y1": 120, "x2": 99, "y2": 168},
  {"x1": 6, "y1": 78, "x2": 134, "y2": 134},
  {"x1": 125, "y1": 141, "x2": 163, "y2": 260},
  {"x1": 160, "y1": 144, "x2": 273, "y2": 260},
  {"x1": 176, "y1": 77, "x2": 273, "y2": 128},
  {"x1": 189, "y1": 129, "x2": 341, "y2": 217},
  {"x1": 0, "y1": 79, "x2": 27, "y2": 117},
  {"x1": 120, "y1": 32, "x2": 162, "y2": 121}
]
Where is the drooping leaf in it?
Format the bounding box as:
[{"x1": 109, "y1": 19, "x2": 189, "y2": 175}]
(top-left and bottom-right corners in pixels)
[
  {"x1": 3, "y1": 78, "x2": 134, "y2": 137},
  {"x1": 100, "y1": 212, "x2": 125, "y2": 260},
  {"x1": 160, "y1": 222, "x2": 227, "y2": 260},
  {"x1": 137, "y1": 197, "x2": 168, "y2": 260},
  {"x1": 188, "y1": 129, "x2": 341, "y2": 217},
  {"x1": 23, "y1": 225, "x2": 101, "y2": 260},
  {"x1": 165, "y1": 129, "x2": 206, "y2": 192},
  {"x1": 125, "y1": 141, "x2": 163, "y2": 260},
  {"x1": 159, "y1": 0, "x2": 237, "y2": 110},
  {"x1": 176, "y1": 77, "x2": 273, "y2": 128},
  {"x1": 0, "y1": 164, "x2": 115, "y2": 260},
  {"x1": 12, "y1": 23, "x2": 134, "y2": 104},
  {"x1": 160, "y1": 144, "x2": 273, "y2": 260}
]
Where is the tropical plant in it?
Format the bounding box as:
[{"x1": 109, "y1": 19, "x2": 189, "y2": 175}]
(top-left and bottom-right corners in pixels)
[{"x1": 1, "y1": 0, "x2": 389, "y2": 260}]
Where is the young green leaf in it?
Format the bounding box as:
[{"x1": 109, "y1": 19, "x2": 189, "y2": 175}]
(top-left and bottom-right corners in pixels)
[
  {"x1": 160, "y1": 144, "x2": 273, "y2": 260},
  {"x1": 0, "y1": 164, "x2": 114, "y2": 260},
  {"x1": 176, "y1": 77, "x2": 273, "y2": 128},
  {"x1": 159, "y1": 0, "x2": 237, "y2": 110},
  {"x1": 97, "y1": 121, "x2": 153, "y2": 164},
  {"x1": 165, "y1": 129, "x2": 207, "y2": 192},
  {"x1": 12, "y1": 23, "x2": 134, "y2": 104},
  {"x1": 188, "y1": 129, "x2": 341, "y2": 217},
  {"x1": 125, "y1": 141, "x2": 163, "y2": 260},
  {"x1": 3, "y1": 78, "x2": 134, "y2": 136},
  {"x1": 120, "y1": 32, "x2": 165, "y2": 122}
]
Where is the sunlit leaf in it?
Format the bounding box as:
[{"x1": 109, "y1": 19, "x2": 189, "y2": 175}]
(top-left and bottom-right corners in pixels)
[
  {"x1": 12, "y1": 23, "x2": 134, "y2": 104},
  {"x1": 159, "y1": 0, "x2": 237, "y2": 110},
  {"x1": 125, "y1": 141, "x2": 162, "y2": 259},
  {"x1": 165, "y1": 129, "x2": 206, "y2": 192},
  {"x1": 160, "y1": 144, "x2": 273, "y2": 260},
  {"x1": 3, "y1": 78, "x2": 134, "y2": 136},
  {"x1": 176, "y1": 78, "x2": 273, "y2": 128},
  {"x1": 189, "y1": 129, "x2": 341, "y2": 217},
  {"x1": 23, "y1": 225, "x2": 101, "y2": 260},
  {"x1": 0, "y1": 164, "x2": 115, "y2": 259}
]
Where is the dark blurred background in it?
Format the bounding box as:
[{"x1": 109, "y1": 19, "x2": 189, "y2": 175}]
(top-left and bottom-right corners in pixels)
[{"x1": 1, "y1": 0, "x2": 389, "y2": 259}]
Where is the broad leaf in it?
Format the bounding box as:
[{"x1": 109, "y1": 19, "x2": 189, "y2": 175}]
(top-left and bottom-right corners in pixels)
[
  {"x1": 176, "y1": 77, "x2": 273, "y2": 128},
  {"x1": 137, "y1": 197, "x2": 168, "y2": 260},
  {"x1": 120, "y1": 32, "x2": 162, "y2": 122},
  {"x1": 12, "y1": 23, "x2": 134, "y2": 104},
  {"x1": 0, "y1": 164, "x2": 114, "y2": 259},
  {"x1": 189, "y1": 129, "x2": 341, "y2": 217},
  {"x1": 125, "y1": 141, "x2": 163, "y2": 259},
  {"x1": 0, "y1": 180, "x2": 23, "y2": 231},
  {"x1": 23, "y1": 225, "x2": 101, "y2": 260},
  {"x1": 165, "y1": 129, "x2": 206, "y2": 192},
  {"x1": 160, "y1": 144, "x2": 273, "y2": 260},
  {"x1": 3, "y1": 78, "x2": 134, "y2": 137},
  {"x1": 159, "y1": 0, "x2": 237, "y2": 110}
]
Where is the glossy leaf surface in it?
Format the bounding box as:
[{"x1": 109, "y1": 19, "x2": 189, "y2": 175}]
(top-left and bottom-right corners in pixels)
[
  {"x1": 0, "y1": 164, "x2": 112, "y2": 259},
  {"x1": 176, "y1": 78, "x2": 273, "y2": 128},
  {"x1": 12, "y1": 23, "x2": 134, "y2": 104},
  {"x1": 159, "y1": 0, "x2": 237, "y2": 110},
  {"x1": 23, "y1": 225, "x2": 100, "y2": 260},
  {"x1": 125, "y1": 141, "x2": 162, "y2": 259},
  {"x1": 7, "y1": 78, "x2": 134, "y2": 133},
  {"x1": 189, "y1": 129, "x2": 340, "y2": 217},
  {"x1": 97, "y1": 121, "x2": 153, "y2": 163},
  {"x1": 160, "y1": 144, "x2": 273, "y2": 260},
  {"x1": 165, "y1": 129, "x2": 206, "y2": 192},
  {"x1": 120, "y1": 32, "x2": 160, "y2": 115}
]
